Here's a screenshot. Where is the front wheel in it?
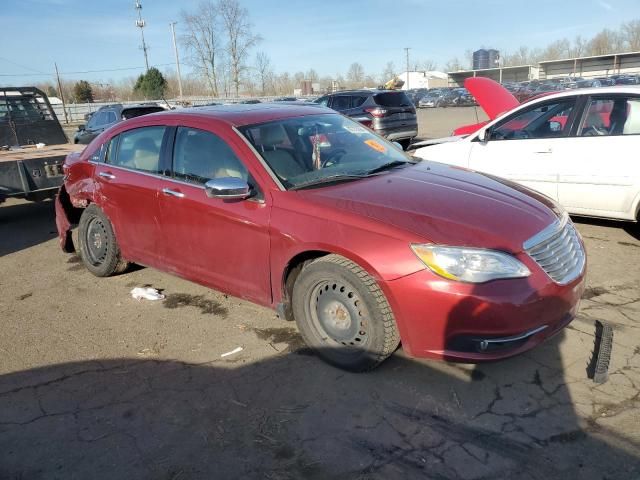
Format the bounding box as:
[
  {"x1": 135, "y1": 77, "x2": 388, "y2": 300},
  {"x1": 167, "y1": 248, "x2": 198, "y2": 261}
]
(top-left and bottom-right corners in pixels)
[
  {"x1": 77, "y1": 204, "x2": 128, "y2": 277},
  {"x1": 292, "y1": 254, "x2": 400, "y2": 371}
]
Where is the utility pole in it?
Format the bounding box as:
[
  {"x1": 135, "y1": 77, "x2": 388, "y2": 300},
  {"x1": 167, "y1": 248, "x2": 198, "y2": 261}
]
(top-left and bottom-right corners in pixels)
[
  {"x1": 135, "y1": 1, "x2": 150, "y2": 71},
  {"x1": 54, "y1": 62, "x2": 69, "y2": 124},
  {"x1": 170, "y1": 22, "x2": 183, "y2": 99},
  {"x1": 404, "y1": 47, "x2": 411, "y2": 89}
]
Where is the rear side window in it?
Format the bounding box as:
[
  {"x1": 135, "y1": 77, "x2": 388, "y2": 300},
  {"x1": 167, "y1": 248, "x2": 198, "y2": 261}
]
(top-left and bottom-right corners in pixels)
[
  {"x1": 579, "y1": 97, "x2": 640, "y2": 136},
  {"x1": 172, "y1": 127, "x2": 248, "y2": 185},
  {"x1": 352, "y1": 96, "x2": 367, "y2": 107},
  {"x1": 374, "y1": 92, "x2": 412, "y2": 107},
  {"x1": 110, "y1": 126, "x2": 166, "y2": 173},
  {"x1": 331, "y1": 96, "x2": 351, "y2": 111},
  {"x1": 105, "y1": 111, "x2": 117, "y2": 124}
]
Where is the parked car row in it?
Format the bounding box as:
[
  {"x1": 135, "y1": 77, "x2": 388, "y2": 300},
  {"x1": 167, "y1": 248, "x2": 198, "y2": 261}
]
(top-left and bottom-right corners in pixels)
[
  {"x1": 503, "y1": 74, "x2": 640, "y2": 103},
  {"x1": 407, "y1": 87, "x2": 477, "y2": 108}
]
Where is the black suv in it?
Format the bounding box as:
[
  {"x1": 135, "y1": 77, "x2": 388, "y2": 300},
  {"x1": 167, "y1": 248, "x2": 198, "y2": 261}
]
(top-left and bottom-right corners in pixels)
[
  {"x1": 73, "y1": 103, "x2": 166, "y2": 144},
  {"x1": 314, "y1": 90, "x2": 417, "y2": 149}
]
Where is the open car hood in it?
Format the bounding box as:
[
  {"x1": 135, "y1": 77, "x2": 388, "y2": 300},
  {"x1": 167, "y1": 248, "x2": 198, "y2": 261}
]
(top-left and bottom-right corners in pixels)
[{"x1": 464, "y1": 77, "x2": 519, "y2": 120}]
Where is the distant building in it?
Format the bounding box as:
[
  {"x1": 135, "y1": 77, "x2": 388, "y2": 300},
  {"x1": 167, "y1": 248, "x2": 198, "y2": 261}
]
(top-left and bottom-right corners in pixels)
[
  {"x1": 397, "y1": 71, "x2": 448, "y2": 90},
  {"x1": 473, "y1": 49, "x2": 500, "y2": 70}
]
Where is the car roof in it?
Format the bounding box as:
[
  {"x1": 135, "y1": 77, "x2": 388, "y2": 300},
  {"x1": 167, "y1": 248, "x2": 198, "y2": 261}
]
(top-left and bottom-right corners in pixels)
[
  {"x1": 124, "y1": 103, "x2": 338, "y2": 128},
  {"x1": 524, "y1": 85, "x2": 640, "y2": 104},
  {"x1": 328, "y1": 89, "x2": 401, "y2": 96}
]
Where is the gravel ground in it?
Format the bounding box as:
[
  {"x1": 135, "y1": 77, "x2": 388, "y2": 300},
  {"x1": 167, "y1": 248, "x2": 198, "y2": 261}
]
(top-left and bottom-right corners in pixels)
[{"x1": 1, "y1": 107, "x2": 638, "y2": 479}]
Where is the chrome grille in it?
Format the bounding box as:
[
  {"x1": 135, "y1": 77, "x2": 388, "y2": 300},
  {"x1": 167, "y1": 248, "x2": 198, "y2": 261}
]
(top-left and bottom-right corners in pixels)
[{"x1": 523, "y1": 214, "x2": 585, "y2": 285}]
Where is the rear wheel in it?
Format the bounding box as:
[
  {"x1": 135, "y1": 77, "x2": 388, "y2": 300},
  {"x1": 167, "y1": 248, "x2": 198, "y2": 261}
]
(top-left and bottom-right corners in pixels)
[
  {"x1": 77, "y1": 204, "x2": 128, "y2": 277},
  {"x1": 292, "y1": 254, "x2": 400, "y2": 372}
]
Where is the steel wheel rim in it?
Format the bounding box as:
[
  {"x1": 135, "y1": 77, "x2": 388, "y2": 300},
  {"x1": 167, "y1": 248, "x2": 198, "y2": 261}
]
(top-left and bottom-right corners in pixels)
[
  {"x1": 85, "y1": 217, "x2": 108, "y2": 265},
  {"x1": 308, "y1": 280, "x2": 369, "y2": 348}
]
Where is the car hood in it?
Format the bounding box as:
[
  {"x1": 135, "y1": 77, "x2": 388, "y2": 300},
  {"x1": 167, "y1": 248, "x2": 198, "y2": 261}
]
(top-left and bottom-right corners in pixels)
[
  {"x1": 464, "y1": 77, "x2": 519, "y2": 120},
  {"x1": 298, "y1": 162, "x2": 560, "y2": 253}
]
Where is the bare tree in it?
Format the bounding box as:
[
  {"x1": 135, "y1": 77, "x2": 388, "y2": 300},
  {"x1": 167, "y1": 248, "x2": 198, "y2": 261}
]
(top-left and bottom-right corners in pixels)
[
  {"x1": 415, "y1": 59, "x2": 438, "y2": 71},
  {"x1": 569, "y1": 36, "x2": 588, "y2": 58},
  {"x1": 588, "y1": 28, "x2": 622, "y2": 55},
  {"x1": 254, "y1": 51, "x2": 272, "y2": 95},
  {"x1": 622, "y1": 20, "x2": 640, "y2": 51},
  {"x1": 305, "y1": 69, "x2": 319, "y2": 83},
  {"x1": 444, "y1": 57, "x2": 463, "y2": 72},
  {"x1": 218, "y1": 0, "x2": 261, "y2": 97},
  {"x1": 542, "y1": 39, "x2": 571, "y2": 61},
  {"x1": 181, "y1": 1, "x2": 222, "y2": 96},
  {"x1": 346, "y1": 62, "x2": 364, "y2": 87}
]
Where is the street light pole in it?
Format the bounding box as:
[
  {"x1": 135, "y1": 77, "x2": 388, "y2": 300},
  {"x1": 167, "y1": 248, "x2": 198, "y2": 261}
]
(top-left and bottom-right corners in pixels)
[{"x1": 170, "y1": 22, "x2": 183, "y2": 99}]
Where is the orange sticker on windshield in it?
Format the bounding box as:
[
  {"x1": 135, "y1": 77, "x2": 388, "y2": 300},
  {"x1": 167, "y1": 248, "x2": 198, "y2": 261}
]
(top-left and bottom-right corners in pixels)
[{"x1": 364, "y1": 139, "x2": 386, "y2": 153}]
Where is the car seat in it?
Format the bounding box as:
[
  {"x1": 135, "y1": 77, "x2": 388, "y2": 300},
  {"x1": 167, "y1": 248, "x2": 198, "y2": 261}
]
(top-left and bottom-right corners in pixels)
[
  {"x1": 258, "y1": 124, "x2": 306, "y2": 180},
  {"x1": 609, "y1": 100, "x2": 628, "y2": 135},
  {"x1": 132, "y1": 137, "x2": 159, "y2": 171}
]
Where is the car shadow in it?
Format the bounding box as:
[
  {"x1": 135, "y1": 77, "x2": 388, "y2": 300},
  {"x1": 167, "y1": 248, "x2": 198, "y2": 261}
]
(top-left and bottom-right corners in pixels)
[
  {"x1": 571, "y1": 215, "x2": 640, "y2": 241},
  {"x1": 0, "y1": 199, "x2": 57, "y2": 256},
  {"x1": 0, "y1": 342, "x2": 637, "y2": 478}
]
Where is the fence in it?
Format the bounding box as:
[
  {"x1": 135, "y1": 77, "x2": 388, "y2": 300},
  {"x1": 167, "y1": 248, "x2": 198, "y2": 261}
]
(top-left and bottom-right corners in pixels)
[{"x1": 51, "y1": 95, "x2": 313, "y2": 124}]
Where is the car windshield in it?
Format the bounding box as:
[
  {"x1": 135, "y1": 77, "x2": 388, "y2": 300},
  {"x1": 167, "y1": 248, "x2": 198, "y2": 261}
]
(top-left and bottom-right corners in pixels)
[{"x1": 239, "y1": 113, "x2": 413, "y2": 190}]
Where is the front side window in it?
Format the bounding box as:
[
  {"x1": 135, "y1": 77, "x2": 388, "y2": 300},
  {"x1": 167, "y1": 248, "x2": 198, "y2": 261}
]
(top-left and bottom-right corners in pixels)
[
  {"x1": 490, "y1": 100, "x2": 575, "y2": 140},
  {"x1": 87, "y1": 111, "x2": 105, "y2": 129},
  {"x1": 315, "y1": 96, "x2": 329, "y2": 106},
  {"x1": 104, "y1": 111, "x2": 117, "y2": 125},
  {"x1": 239, "y1": 113, "x2": 413, "y2": 189},
  {"x1": 110, "y1": 126, "x2": 166, "y2": 173},
  {"x1": 172, "y1": 127, "x2": 248, "y2": 185},
  {"x1": 579, "y1": 97, "x2": 640, "y2": 136}
]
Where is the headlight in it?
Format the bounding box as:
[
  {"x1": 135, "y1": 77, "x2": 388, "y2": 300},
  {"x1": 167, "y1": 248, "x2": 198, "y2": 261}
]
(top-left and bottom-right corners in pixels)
[{"x1": 411, "y1": 244, "x2": 531, "y2": 283}]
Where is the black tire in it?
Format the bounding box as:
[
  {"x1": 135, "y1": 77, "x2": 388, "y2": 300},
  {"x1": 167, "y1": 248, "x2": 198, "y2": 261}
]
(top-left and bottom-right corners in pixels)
[
  {"x1": 77, "y1": 204, "x2": 128, "y2": 277},
  {"x1": 291, "y1": 254, "x2": 400, "y2": 372}
]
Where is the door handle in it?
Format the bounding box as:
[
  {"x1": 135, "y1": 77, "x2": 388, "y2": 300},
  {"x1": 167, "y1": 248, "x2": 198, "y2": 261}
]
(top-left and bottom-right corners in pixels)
[
  {"x1": 162, "y1": 187, "x2": 185, "y2": 198},
  {"x1": 534, "y1": 148, "x2": 552, "y2": 154},
  {"x1": 98, "y1": 171, "x2": 116, "y2": 180}
]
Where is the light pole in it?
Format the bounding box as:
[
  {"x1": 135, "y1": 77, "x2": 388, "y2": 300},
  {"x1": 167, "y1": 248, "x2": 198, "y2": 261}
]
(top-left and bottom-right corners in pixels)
[
  {"x1": 135, "y1": 1, "x2": 150, "y2": 71},
  {"x1": 404, "y1": 47, "x2": 411, "y2": 89},
  {"x1": 170, "y1": 22, "x2": 184, "y2": 99}
]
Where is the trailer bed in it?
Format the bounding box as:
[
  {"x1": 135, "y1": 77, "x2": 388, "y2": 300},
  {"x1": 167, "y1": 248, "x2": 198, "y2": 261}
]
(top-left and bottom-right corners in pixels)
[{"x1": 0, "y1": 143, "x2": 83, "y2": 163}]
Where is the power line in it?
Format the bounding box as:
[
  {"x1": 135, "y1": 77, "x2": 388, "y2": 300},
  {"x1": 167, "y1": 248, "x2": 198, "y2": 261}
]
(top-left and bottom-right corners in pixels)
[
  {"x1": 0, "y1": 63, "x2": 174, "y2": 77},
  {"x1": 0, "y1": 56, "x2": 48, "y2": 74}
]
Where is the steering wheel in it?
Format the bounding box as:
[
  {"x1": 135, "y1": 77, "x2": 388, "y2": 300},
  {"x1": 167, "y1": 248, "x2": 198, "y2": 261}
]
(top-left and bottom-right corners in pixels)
[{"x1": 321, "y1": 149, "x2": 347, "y2": 168}]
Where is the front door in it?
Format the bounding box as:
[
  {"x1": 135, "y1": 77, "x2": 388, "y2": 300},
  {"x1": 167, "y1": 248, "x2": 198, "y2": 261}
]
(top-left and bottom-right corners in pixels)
[
  {"x1": 158, "y1": 124, "x2": 272, "y2": 305},
  {"x1": 467, "y1": 98, "x2": 578, "y2": 201}
]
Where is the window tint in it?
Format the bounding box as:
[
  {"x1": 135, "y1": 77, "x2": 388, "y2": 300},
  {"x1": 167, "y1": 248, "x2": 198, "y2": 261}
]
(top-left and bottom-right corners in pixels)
[
  {"x1": 580, "y1": 97, "x2": 640, "y2": 136},
  {"x1": 352, "y1": 96, "x2": 367, "y2": 108},
  {"x1": 110, "y1": 126, "x2": 165, "y2": 173},
  {"x1": 105, "y1": 111, "x2": 117, "y2": 125},
  {"x1": 87, "y1": 111, "x2": 105, "y2": 128},
  {"x1": 172, "y1": 127, "x2": 248, "y2": 185},
  {"x1": 122, "y1": 106, "x2": 165, "y2": 120},
  {"x1": 491, "y1": 100, "x2": 575, "y2": 140},
  {"x1": 374, "y1": 92, "x2": 412, "y2": 107},
  {"x1": 331, "y1": 96, "x2": 351, "y2": 111}
]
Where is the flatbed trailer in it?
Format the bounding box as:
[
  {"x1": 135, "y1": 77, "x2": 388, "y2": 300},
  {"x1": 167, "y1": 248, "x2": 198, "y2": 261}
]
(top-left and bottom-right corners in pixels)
[{"x1": 0, "y1": 86, "x2": 83, "y2": 203}]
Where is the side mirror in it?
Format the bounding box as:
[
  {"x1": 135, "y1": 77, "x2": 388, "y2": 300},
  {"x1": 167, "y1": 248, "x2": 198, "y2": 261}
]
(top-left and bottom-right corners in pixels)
[
  {"x1": 77, "y1": 124, "x2": 85, "y2": 131},
  {"x1": 549, "y1": 121, "x2": 562, "y2": 132},
  {"x1": 204, "y1": 177, "x2": 251, "y2": 200},
  {"x1": 477, "y1": 127, "x2": 490, "y2": 143}
]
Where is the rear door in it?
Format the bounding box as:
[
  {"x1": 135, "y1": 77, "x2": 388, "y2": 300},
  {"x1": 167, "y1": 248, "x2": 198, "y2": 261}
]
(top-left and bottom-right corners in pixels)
[
  {"x1": 157, "y1": 122, "x2": 272, "y2": 305},
  {"x1": 555, "y1": 93, "x2": 640, "y2": 219},
  {"x1": 467, "y1": 97, "x2": 579, "y2": 201},
  {"x1": 92, "y1": 125, "x2": 170, "y2": 266}
]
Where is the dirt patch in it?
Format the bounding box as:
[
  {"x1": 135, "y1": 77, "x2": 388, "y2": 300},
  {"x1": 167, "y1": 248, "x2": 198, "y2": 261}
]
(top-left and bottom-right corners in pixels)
[
  {"x1": 163, "y1": 293, "x2": 228, "y2": 317},
  {"x1": 582, "y1": 286, "x2": 608, "y2": 300},
  {"x1": 66, "y1": 255, "x2": 82, "y2": 264},
  {"x1": 618, "y1": 241, "x2": 640, "y2": 248},
  {"x1": 250, "y1": 326, "x2": 309, "y2": 354},
  {"x1": 16, "y1": 292, "x2": 32, "y2": 301}
]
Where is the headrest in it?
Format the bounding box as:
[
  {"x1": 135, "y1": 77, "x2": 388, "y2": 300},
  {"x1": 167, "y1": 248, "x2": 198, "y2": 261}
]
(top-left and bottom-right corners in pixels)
[{"x1": 260, "y1": 124, "x2": 286, "y2": 146}]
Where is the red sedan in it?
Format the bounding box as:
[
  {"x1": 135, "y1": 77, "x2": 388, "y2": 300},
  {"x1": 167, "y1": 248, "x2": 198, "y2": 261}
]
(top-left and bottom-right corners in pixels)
[{"x1": 56, "y1": 104, "x2": 586, "y2": 371}]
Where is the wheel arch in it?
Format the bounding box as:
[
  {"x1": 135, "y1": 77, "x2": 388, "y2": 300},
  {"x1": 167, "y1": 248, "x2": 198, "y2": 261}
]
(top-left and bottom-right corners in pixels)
[{"x1": 277, "y1": 246, "x2": 386, "y2": 321}]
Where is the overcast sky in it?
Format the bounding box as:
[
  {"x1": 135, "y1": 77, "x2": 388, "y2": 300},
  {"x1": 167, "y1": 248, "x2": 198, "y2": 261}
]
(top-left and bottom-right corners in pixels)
[{"x1": 1, "y1": 0, "x2": 639, "y2": 86}]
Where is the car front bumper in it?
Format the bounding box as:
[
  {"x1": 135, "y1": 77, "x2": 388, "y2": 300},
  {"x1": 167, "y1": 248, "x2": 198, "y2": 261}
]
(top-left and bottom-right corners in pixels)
[{"x1": 381, "y1": 266, "x2": 586, "y2": 362}]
